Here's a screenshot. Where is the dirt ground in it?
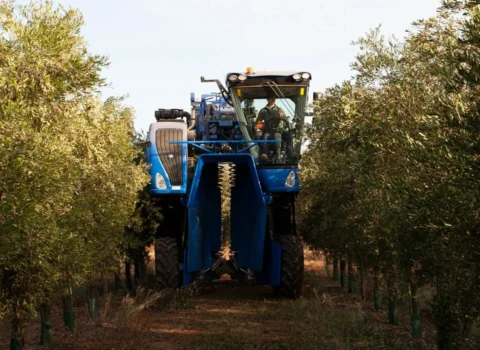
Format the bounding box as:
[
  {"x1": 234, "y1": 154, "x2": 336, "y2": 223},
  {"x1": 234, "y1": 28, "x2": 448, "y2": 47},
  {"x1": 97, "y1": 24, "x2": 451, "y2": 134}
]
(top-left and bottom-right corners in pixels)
[{"x1": 0, "y1": 251, "x2": 439, "y2": 350}]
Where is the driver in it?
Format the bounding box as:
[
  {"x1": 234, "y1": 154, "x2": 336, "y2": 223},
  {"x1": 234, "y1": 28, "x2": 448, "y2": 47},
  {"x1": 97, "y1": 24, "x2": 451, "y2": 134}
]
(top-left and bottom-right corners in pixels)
[{"x1": 255, "y1": 92, "x2": 293, "y2": 162}]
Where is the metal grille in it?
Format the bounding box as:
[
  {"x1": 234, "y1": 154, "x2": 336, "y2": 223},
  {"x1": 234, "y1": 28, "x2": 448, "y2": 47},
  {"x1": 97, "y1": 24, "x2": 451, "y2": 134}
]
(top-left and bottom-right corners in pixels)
[{"x1": 156, "y1": 128, "x2": 183, "y2": 186}]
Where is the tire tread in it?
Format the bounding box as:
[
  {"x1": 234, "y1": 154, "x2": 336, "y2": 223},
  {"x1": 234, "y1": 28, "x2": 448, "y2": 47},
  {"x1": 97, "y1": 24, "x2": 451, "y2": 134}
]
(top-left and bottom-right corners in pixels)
[
  {"x1": 155, "y1": 237, "x2": 180, "y2": 289},
  {"x1": 274, "y1": 235, "x2": 304, "y2": 299}
]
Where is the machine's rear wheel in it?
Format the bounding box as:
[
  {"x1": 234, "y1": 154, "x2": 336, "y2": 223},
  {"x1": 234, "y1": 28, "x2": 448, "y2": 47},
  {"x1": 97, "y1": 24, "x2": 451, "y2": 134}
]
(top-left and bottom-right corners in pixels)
[
  {"x1": 155, "y1": 237, "x2": 180, "y2": 289},
  {"x1": 273, "y1": 235, "x2": 304, "y2": 299}
]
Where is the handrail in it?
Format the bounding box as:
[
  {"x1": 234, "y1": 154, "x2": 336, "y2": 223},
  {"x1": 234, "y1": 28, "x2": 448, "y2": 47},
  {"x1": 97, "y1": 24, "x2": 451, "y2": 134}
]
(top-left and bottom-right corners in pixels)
[{"x1": 169, "y1": 140, "x2": 280, "y2": 154}]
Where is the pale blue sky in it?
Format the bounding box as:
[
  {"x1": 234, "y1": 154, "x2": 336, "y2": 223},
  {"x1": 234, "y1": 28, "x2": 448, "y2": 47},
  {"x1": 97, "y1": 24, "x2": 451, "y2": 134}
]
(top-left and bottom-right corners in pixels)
[{"x1": 23, "y1": 0, "x2": 441, "y2": 131}]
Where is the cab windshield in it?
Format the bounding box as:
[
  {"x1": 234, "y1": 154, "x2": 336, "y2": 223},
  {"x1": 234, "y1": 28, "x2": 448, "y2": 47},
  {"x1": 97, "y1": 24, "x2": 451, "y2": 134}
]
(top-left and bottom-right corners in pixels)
[{"x1": 230, "y1": 85, "x2": 308, "y2": 165}]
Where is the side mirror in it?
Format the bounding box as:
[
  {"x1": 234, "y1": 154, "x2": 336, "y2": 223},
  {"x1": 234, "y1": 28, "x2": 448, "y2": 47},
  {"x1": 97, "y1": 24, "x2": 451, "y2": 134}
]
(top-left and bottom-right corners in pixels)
[{"x1": 313, "y1": 92, "x2": 320, "y2": 101}]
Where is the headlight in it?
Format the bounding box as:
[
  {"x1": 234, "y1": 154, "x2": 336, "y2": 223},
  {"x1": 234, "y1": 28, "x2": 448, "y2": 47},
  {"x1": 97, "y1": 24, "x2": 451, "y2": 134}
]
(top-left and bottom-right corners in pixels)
[
  {"x1": 285, "y1": 171, "x2": 296, "y2": 187},
  {"x1": 292, "y1": 73, "x2": 302, "y2": 81},
  {"x1": 301, "y1": 72, "x2": 311, "y2": 80},
  {"x1": 228, "y1": 74, "x2": 238, "y2": 82},
  {"x1": 238, "y1": 74, "x2": 247, "y2": 81},
  {"x1": 156, "y1": 173, "x2": 167, "y2": 189}
]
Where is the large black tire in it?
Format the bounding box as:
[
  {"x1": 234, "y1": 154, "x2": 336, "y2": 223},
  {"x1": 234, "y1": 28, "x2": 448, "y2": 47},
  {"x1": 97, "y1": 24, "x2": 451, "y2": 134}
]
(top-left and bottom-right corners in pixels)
[
  {"x1": 273, "y1": 235, "x2": 304, "y2": 299},
  {"x1": 155, "y1": 237, "x2": 180, "y2": 289}
]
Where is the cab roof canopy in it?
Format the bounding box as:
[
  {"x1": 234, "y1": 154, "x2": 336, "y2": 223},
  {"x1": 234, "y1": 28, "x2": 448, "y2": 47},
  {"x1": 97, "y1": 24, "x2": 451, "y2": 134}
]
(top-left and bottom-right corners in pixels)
[
  {"x1": 238, "y1": 70, "x2": 299, "y2": 77},
  {"x1": 225, "y1": 70, "x2": 312, "y2": 89}
]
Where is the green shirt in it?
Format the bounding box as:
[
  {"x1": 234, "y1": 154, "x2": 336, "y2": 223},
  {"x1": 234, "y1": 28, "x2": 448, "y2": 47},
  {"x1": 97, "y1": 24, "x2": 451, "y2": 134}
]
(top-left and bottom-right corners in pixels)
[{"x1": 256, "y1": 104, "x2": 288, "y2": 132}]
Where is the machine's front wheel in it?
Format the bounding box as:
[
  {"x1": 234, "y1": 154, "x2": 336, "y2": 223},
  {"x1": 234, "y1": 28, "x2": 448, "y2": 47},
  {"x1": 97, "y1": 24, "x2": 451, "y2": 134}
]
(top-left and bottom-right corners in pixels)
[
  {"x1": 274, "y1": 235, "x2": 304, "y2": 299},
  {"x1": 155, "y1": 237, "x2": 180, "y2": 289}
]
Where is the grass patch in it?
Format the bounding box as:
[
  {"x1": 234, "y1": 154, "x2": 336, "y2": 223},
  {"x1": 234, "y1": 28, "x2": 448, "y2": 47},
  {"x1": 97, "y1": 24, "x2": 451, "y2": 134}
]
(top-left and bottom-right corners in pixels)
[
  {"x1": 97, "y1": 286, "x2": 195, "y2": 328},
  {"x1": 155, "y1": 287, "x2": 196, "y2": 311},
  {"x1": 194, "y1": 284, "x2": 434, "y2": 350}
]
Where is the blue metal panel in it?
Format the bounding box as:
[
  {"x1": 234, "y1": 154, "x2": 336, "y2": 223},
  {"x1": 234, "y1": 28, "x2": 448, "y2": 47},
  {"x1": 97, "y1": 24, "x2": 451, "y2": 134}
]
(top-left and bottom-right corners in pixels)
[
  {"x1": 257, "y1": 168, "x2": 300, "y2": 192},
  {"x1": 186, "y1": 161, "x2": 220, "y2": 272},
  {"x1": 147, "y1": 136, "x2": 188, "y2": 195},
  {"x1": 257, "y1": 240, "x2": 282, "y2": 286},
  {"x1": 218, "y1": 120, "x2": 234, "y2": 127},
  {"x1": 170, "y1": 140, "x2": 280, "y2": 154},
  {"x1": 187, "y1": 153, "x2": 267, "y2": 273},
  {"x1": 230, "y1": 164, "x2": 267, "y2": 271}
]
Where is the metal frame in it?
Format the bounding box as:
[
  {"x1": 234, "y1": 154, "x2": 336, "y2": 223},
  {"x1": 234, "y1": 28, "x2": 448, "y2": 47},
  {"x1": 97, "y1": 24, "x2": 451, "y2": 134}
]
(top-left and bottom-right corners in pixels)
[{"x1": 169, "y1": 139, "x2": 280, "y2": 154}]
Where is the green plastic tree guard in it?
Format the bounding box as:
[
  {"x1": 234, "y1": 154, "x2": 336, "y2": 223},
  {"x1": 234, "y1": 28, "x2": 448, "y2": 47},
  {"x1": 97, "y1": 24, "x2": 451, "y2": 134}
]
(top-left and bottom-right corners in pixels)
[
  {"x1": 333, "y1": 258, "x2": 340, "y2": 282},
  {"x1": 62, "y1": 287, "x2": 75, "y2": 330},
  {"x1": 340, "y1": 260, "x2": 346, "y2": 288}
]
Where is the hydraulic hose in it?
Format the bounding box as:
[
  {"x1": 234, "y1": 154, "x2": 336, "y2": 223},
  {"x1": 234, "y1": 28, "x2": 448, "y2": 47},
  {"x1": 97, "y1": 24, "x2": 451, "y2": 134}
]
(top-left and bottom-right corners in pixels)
[{"x1": 154, "y1": 109, "x2": 192, "y2": 127}]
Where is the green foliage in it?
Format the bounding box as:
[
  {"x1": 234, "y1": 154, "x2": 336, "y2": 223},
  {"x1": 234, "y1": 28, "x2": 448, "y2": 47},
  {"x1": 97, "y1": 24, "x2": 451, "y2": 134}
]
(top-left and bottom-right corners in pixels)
[
  {"x1": 299, "y1": 1, "x2": 480, "y2": 347},
  {"x1": 0, "y1": 0, "x2": 148, "y2": 341}
]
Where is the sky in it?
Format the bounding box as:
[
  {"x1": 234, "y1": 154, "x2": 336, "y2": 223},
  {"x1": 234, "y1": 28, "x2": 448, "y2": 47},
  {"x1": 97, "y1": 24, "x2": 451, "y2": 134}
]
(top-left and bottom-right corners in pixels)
[{"x1": 20, "y1": 0, "x2": 441, "y2": 131}]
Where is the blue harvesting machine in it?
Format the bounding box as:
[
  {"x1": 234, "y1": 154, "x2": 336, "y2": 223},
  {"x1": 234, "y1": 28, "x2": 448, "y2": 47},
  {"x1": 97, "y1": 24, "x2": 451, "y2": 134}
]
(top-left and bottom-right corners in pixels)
[{"x1": 144, "y1": 68, "x2": 311, "y2": 298}]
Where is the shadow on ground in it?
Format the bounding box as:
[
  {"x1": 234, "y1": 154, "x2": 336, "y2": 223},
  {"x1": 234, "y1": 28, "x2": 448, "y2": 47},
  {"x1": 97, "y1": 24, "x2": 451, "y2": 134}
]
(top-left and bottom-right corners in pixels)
[{"x1": 0, "y1": 251, "x2": 438, "y2": 350}]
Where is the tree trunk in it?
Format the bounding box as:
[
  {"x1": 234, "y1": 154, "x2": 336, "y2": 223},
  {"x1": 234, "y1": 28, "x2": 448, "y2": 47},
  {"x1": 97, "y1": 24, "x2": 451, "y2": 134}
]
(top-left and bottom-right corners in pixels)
[
  {"x1": 139, "y1": 259, "x2": 147, "y2": 284},
  {"x1": 359, "y1": 266, "x2": 366, "y2": 300},
  {"x1": 434, "y1": 290, "x2": 456, "y2": 350},
  {"x1": 134, "y1": 255, "x2": 147, "y2": 286},
  {"x1": 333, "y1": 257, "x2": 340, "y2": 282},
  {"x1": 437, "y1": 329, "x2": 454, "y2": 350},
  {"x1": 374, "y1": 267, "x2": 382, "y2": 311},
  {"x1": 10, "y1": 305, "x2": 25, "y2": 350},
  {"x1": 62, "y1": 286, "x2": 75, "y2": 330},
  {"x1": 114, "y1": 269, "x2": 122, "y2": 292},
  {"x1": 100, "y1": 271, "x2": 108, "y2": 295},
  {"x1": 87, "y1": 284, "x2": 97, "y2": 319},
  {"x1": 340, "y1": 259, "x2": 347, "y2": 288},
  {"x1": 134, "y1": 259, "x2": 140, "y2": 287},
  {"x1": 125, "y1": 261, "x2": 133, "y2": 293},
  {"x1": 40, "y1": 302, "x2": 52, "y2": 345},
  {"x1": 386, "y1": 270, "x2": 398, "y2": 326},
  {"x1": 324, "y1": 254, "x2": 330, "y2": 278},
  {"x1": 347, "y1": 260, "x2": 357, "y2": 293},
  {"x1": 410, "y1": 281, "x2": 421, "y2": 337}
]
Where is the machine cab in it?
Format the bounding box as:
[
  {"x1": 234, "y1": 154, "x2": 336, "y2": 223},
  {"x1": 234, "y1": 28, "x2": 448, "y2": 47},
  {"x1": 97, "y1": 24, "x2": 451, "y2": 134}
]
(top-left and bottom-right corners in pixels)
[{"x1": 225, "y1": 69, "x2": 311, "y2": 166}]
